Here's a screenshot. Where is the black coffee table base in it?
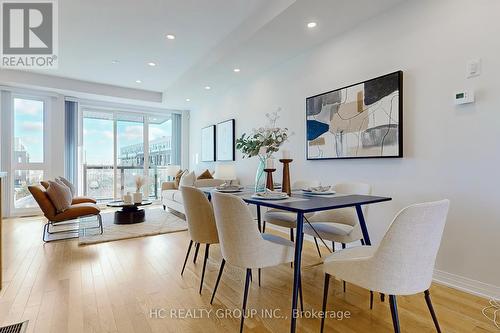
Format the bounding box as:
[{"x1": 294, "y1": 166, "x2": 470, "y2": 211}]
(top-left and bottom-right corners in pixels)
[{"x1": 114, "y1": 206, "x2": 146, "y2": 224}]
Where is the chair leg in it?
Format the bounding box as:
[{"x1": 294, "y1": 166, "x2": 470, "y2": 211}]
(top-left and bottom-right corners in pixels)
[
  {"x1": 290, "y1": 228, "x2": 294, "y2": 242},
  {"x1": 193, "y1": 242, "x2": 200, "y2": 263},
  {"x1": 389, "y1": 295, "x2": 400, "y2": 333},
  {"x1": 424, "y1": 290, "x2": 442, "y2": 333},
  {"x1": 199, "y1": 244, "x2": 210, "y2": 294},
  {"x1": 340, "y1": 243, "x2": 346, "y2": 292},
  {"x1": 181, "y1": 240, "x2": 193, "y2": 276},
  {"x1": 320, "y1": 273, "x2": 330, "y2": 333},
  {"x1": 240, "y1": 269, "x2": 252, "y2": 333},
  {"x1": 332, "y1": 241, "x2": 335, "y2": 252},
  {"x1": 210, "y1": 259, "x2": 225, "y2": 304},
  {"x1": 262, "y1": 221, "x2": 266, "y2": 233},
  {"x1": 381, "y1": 293, "x2": 385, "y2": 302},
  {"x1": 163, "y1": 205, "x2": 166, "y2": 210},
  {"x1": 298, "y1": 272, "x2": 304, "y2": 312},
  {"x1": 360, "y1": 239, "x2": 365, "y2": 246},
  {"x1": 370, "y1": 290, "x2": 374, "y2": 309},
  {"x1": 258, "y1": 268, "x2": 261, "y2": 287},
  {"x1": 313, "y1": 237, "x2": 322, "y2": 258}
]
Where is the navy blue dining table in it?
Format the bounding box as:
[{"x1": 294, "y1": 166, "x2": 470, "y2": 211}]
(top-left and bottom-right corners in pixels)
[{"x1": 202, "y1": 188, "x2": 392, "y2": 333}]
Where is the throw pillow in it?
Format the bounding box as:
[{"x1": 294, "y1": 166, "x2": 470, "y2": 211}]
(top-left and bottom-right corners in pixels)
[
  {"x1": 58, "y1": 176, "x2": 76, "y2": 197},
  {"x1": 197, "y1": 169, "x2": 213, "y2": 180},
  {"x1": 174, "y1": 169, "x2": 186, "y2": 189},
  {"x1": 180, "y1": 171, "x2": 196, "y2": 187},
  {"x1": 46, "y1": 180, "x2": 73, "y2": 212}
]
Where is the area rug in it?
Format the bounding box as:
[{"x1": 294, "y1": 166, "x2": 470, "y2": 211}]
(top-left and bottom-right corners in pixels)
[{"x1": 78, "y1": 206, "x2": 187, "y2": 245}]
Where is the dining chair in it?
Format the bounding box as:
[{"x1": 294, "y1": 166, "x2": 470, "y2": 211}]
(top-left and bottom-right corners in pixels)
[
  {"x1": 180, "y1": 186, "x2": 220, "y2": 294},
  {"x1": 262, "y1": 180, "x2": 320, "y2": 240},
  {"x1": 210, "y1": 191, "x2": 301, "y2": 333},
  {"x1": 320, "y1": 199, "x2": 450, "y2": 333},
  {"x1": 303, "y1": 182, "x2": 372, "y2": 257}
]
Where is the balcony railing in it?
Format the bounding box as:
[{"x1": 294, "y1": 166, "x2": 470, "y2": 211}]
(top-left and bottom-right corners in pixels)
[{"x1": 83, "y1": 164, "x2": 169, "y2": 201}]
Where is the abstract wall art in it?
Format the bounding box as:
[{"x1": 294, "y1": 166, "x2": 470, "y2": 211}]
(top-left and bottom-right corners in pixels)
[
  {"x1": 201, "y1": 125, "x2": 216, "y2": 162},
  {"x1": 306, "y1": 71, "x2": 403, "y2": 159},
  {"x1": 216, "y1": 119, "x2": 235, "y2": 161}
]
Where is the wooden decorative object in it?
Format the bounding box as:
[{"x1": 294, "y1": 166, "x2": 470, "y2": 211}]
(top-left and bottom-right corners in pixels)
[
  {"x1": 264, "y1": 168, "x2": 276, "y2": 191},
  {"x1": 279, "y1": 159, "x2": 293, "y2": 195}
]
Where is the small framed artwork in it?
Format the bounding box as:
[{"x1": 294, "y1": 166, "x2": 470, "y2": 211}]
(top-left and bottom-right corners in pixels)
[
  {"x1": 201, "y1": 125, "x2": 216, "y2": 162},
  {"x1": 216, "y1": 119, "x2": 235, "y2": 161},
  {"x1": 306, "y1": 71, "x2": 403, "y2": 160}
]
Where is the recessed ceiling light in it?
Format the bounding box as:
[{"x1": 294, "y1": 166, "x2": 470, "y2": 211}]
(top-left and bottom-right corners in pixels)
[
  {"x1": 307, "y1": 22, "x2": 317, "y2": 28},
  {"x1": 135, "y1": 80, "x2": 142, "y2": 83},
  {"x1": 111, "y1": 60, "x2": 119, "y2": 64},
  {"x1": 166, "y1": 34, "x2": 176, "y2": 40},
  {"x1": 147, "y1": 62, "x2": 157, "y2": 67},
  {"x1": 185, "y1": 98, "x2": 191, "y2": 102},
  {"x1": 233, "y1": 68, "x2": 241, "y2": 73},
  {"x1": 204, "y1": 86, "x2": 211, "y2": 90}
]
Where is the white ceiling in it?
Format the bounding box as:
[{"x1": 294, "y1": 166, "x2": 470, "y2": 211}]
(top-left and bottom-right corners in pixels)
[{"x1": 27, "y1": 0, "x2": 406, "y2": 108}]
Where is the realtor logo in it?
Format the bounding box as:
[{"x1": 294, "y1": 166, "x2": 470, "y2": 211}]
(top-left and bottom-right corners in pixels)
[{"x1": 1, "y1": 0, "x2": 58, "y2": 68}]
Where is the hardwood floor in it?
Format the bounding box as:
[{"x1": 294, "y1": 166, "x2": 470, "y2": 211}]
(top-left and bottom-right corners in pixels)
[{"x1": 0, "y1": 211, "x2": 496, "y2": 333}]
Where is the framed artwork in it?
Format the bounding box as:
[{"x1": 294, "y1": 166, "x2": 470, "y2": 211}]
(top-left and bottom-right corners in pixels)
[
  {"x1": 201, "y1": 125, "x2": 216, "y2": 162},
  {"x1": 306, "y1": 71, "x2": 403, "y2": 160},
  {"x1": 216, "y1": 119, "x2": 235, "y2": 161}
]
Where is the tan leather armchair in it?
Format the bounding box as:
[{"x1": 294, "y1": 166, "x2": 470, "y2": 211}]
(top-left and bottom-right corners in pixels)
[{"x1": 28, "y1": 185, "x2": 102, "y2": 242}]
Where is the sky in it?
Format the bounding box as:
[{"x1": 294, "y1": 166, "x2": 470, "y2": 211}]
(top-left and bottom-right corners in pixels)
[{"x1": 14, "y1": 98, "x2": 44, "y2": 163}]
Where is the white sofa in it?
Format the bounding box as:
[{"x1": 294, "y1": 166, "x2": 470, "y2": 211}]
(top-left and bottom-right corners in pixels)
[{"x1": 161, "y1": 178, "x2": 226, "y2": 215}]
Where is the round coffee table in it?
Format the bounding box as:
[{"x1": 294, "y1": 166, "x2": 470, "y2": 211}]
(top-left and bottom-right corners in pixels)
[{"x1": 107, "y1": 200, "x2": 152, "y2": 224}]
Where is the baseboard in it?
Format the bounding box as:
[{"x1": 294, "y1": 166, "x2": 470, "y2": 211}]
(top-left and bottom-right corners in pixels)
[{"x1": 433, "y1": 269, "x2": 500, "y2": 299}]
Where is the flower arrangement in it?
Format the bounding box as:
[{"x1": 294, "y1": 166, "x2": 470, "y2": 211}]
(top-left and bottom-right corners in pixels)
[
  {"x1": 134, "y1": 175, "x2": 147, "y2": 192},
  {"x1": 236, "y1": 108, "x2": 291, "y2": 159}
]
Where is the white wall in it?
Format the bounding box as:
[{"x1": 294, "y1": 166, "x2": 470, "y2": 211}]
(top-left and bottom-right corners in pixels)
[{"x1": 189, "y1": 0, "x2": 500, "y2": 294}]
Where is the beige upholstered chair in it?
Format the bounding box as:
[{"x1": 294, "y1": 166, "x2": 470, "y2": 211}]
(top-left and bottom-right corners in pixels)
[
  {"x1": 180, "y1": 186, "x2": 219, "y2": 294},
  {"x1": 262, "y1": 180, "x2": 320, "y2": 240},
  {"x1": 210, "y1": 192, "x2": 300, "y2": 333},
  {"x1": 320, "y1": 200, "x2": 450, "y2": 333},
  {"x1": 303, "y1": 182, "x2": 372, "y2": 257}
]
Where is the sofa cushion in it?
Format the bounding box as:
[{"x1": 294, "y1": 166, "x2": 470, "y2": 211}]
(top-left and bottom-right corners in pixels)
[
  {"x1": 162, "y1": 190, "x2": 177, "y2": 201},
  {"x1": 197, "y1": 169, "x2": 213, "y2": 180},
  {"x1": 172, "y1": 191, "x2": 184, "y2": 205},
  {"x1": 174, "y1": 169, "x2": 186, "y2": 189},
  {"x1": 180, "y1": 171, "x2": 196, "y2": 187},
  {"x1": 193, "y1": 179, "x2": 226, "y2": 188},
  {"x1": 46, "y1": 180, "x2": 73, "y2": 213}
]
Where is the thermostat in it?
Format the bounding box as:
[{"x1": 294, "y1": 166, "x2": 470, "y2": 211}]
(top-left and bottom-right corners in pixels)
[{"x1": 455, "y1": 91, "x2": 474, "y2": 105}]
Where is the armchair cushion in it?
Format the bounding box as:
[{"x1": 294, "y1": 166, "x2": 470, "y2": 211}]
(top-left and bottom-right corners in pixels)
[
  {"x1": 72, "y1": 196, "x2": 97, "y2": 204},
  {"x1": 52, "y1": 203, "x2": 100, "y2": 222},
  {"x1": 58, "y1": 176, "x2": 76, "y2": 196},
  {"x1": 46, "y1": 180, "x2": 72, "y2": 212}
]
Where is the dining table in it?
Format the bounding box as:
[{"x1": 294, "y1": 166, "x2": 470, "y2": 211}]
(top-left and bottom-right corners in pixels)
[{"x1": 200, "y1": 187, "x2": 392, "y2": 333}]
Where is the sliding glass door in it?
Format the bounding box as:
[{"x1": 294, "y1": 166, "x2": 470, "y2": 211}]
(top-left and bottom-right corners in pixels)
[
  {"x1": 80, "y1": 108, "x2": 180, "y2": 201},
  {"x1": 82, "y1": 111, "x2": 114, "y2": 200}
]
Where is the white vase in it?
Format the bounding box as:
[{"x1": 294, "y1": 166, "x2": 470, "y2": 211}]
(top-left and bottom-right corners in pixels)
[
  {"x1": 123, "y1": 192, "x2": 132, "y2": 204},
  {"x1": 133, "y1": 192, "x2": 142, "y2": 204}
]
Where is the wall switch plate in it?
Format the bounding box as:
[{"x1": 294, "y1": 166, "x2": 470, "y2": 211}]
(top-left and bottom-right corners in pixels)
[
  {"x1": 455, "y1": 91, "x2": 475, "y2": 105},
  {"x1": 466, "y1": 58, "x2": 481, "y2": 78}
]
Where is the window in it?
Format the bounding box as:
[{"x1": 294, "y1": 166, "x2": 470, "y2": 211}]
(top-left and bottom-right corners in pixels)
[
  {"x1": 12, "y1": 97, "x2": 46, "y2": 211},
  {"x1": 80, "y1": 108, "x2": 180, "y2": 201}
]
